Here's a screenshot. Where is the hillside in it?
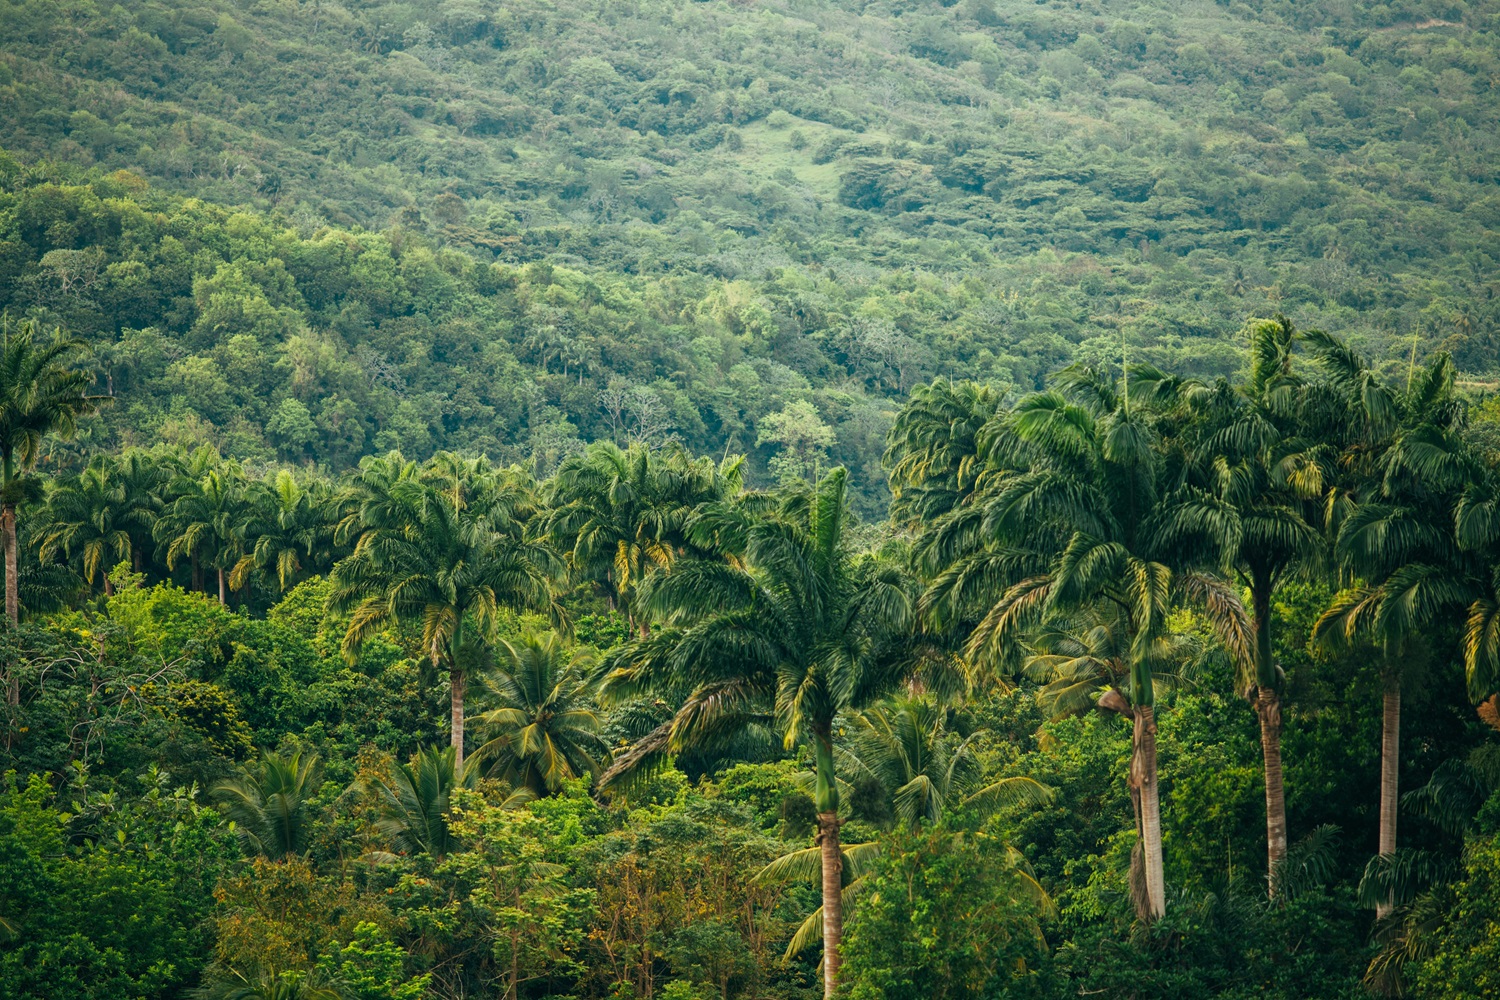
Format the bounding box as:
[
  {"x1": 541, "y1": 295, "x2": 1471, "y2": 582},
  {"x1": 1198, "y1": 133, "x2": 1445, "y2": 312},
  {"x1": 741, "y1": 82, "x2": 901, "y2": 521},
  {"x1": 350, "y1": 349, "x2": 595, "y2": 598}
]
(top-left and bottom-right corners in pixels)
[{"x1": 2, "y1": 0, "x2": 1500, "y2": 505}]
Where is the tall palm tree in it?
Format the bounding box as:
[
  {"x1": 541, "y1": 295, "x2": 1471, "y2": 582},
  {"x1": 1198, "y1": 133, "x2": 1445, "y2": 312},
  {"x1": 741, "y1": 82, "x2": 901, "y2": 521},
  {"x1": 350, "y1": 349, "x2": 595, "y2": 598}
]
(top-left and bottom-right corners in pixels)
[
  {"x1": 156, "y1": 464, "x2": 252, "y2": 604},
  {"x1": 329, "y1": 458, "x2": 561, "y2": 768},
  {"x1": 1148, "y1": 316, "x2": 1327, "y2": 892},
  {"x1": 914, "y1": 369, "x2": 1252, "y2": 921},
  {"x1": 212, "y1": 750, "x2": 322, "y2": 860},
  {"x1": 0, "y1": 321, "x2": 104, "y2": 635},
  {"x1": 1311, "y1": 341, "x2": 1475, "y2": 916},
  {"x1": 597, "y1": 468, "x2": 913, "y2": 997},
  {"x1": 545, "y1": 441, "x2": 738, "y2": 625},
  {"x1": 473, "y1": 632, "x2": 610, "y2": 797},
  {"x1": 37, "y1": 456, "x2": 133, "y2": 595},
  {"x1": 230, "y1": 471, "x2": 333, "y2": 595}
]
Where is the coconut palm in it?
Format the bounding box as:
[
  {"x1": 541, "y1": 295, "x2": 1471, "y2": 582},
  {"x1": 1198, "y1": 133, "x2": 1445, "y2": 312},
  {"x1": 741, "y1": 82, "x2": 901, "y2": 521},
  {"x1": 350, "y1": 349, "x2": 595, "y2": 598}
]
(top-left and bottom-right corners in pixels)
[
  {"x1": 596, "y1": 468, "x2": 914, "y2": 997},
  {"x1": 0, "y1": 320, "x2": 104, "y2": 635},
  {"x1": 914, "y1": 368, "x2": 1252, "y2": 921},
  {"x1": 473, "y1": 632, "x2": 610, "y2": 797},
  {"x1": 212, "y1": 750, "x2": 322, "y2": 860},
  {"x1": 329, "y1": 458, "x2": 561, "y2": 768}
]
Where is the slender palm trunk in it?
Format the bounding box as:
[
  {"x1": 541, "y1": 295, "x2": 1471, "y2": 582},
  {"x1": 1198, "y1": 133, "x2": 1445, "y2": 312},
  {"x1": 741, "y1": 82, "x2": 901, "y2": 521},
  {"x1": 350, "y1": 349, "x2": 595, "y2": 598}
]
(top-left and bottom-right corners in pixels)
[
  {"x1": 103, "y1": 574, "x2": 114, "y2": 597},
  {"x1": 1131, "y1": 705, "x2": 1166, "y2": 920},
  {"x1": 3, "y1": 503, "x2": 16, "y2": 630},
  {"x1": 1257, "y1": 687, "x2": 1287, "y2": 891},
  {"x1": 191, "y1": 553, "x2": 202, "y2": 593},
  {"x1": 2, "y1": 502, "x2": 14, "y2": 707},
  {"x1": 817, "y1": 810, "x2": 843, "y2": 999},
  {"x1": 1376, "y1": 679, "x2": 1400, "y2": 918},
  {"x1": 451, "y1": 663, "x2": 466, "y2": 769},
  {"x1": 1252, "y1": 580, "x2": 1288, "y2": 895},
  {"x1": 217, "y1": 567, "x2": 226, "y2": 605},
  {"x1": 812, "y1": 732, "x2": 842, "y2": 998}
]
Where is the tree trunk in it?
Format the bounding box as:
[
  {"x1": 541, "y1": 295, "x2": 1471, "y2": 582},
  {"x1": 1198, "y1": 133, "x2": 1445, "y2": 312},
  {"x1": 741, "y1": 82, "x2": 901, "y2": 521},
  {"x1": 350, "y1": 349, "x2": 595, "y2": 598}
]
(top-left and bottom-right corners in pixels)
[
  {"x1": 3, "y1": 503, "x2": 17, "y2": 630},
  {"x1": 817, "y1": 810, "x2": 843, "y2": 999},
  {"x1": 451, "y1": 663, "x2": 466, "y2": 770},
  {"x1": 1377, "y1": 680, "x2": 1401, "y2": 918},
  {"x1": 1257, "y1": 687, "x2": 1287, "y2": 895},
  {"x1": 2, "y1": 503, "x2": 14, "y2": 706},
  {"x1": 103, "y1": 574, "x2": 114, "y2": 597},
  {"x1": 217, "y1": 567, "x2": 226, "y2": 605},
  {"x1": 1251, "y1": 579, "x2": 1288, "y2": 895},
  {"x1": 191, "y1": 554, "x2": 202, "y2": 593},
  {"x1": 1131, "y1": 705, "x2": 1166, "y2": 920}
]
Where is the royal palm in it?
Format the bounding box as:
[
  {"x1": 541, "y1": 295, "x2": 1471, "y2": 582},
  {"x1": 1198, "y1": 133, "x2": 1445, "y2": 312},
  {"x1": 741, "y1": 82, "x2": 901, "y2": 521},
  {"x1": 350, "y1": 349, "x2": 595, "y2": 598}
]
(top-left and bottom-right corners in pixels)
[
  {"x1": 329, "y1": 457, "x2": 560, "y2": 768},
  {"x1": 598, "y1": 468, "x2": 913, "y2": 997}
]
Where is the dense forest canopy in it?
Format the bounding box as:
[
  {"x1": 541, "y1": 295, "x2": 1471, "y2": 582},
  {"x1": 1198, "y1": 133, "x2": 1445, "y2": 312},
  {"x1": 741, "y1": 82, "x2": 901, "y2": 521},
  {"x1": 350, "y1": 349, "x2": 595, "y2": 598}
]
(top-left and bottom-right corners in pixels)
[{"x1": 3, "y1": 0, "x2": 1500, "y2": 999}]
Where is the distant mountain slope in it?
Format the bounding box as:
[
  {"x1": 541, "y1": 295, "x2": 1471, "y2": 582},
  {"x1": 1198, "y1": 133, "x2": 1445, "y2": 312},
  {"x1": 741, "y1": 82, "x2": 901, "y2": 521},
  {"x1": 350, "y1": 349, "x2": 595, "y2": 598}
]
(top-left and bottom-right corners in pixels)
[{"x1": 1, "y1": 0, "x2": 1498, "y2": 504}]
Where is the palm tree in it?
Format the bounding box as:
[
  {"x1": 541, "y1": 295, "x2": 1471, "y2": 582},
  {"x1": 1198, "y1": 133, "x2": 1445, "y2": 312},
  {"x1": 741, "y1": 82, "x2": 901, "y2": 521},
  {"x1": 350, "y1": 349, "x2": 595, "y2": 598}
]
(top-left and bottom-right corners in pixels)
[
  {"x1": 545, "y1": 441, "x2": 737, "y2": 625},
  {"x1": 111, "y1": 448, "x2": 171, "y2": 572},
  {"x1": 363, "y1": 744, "x2": 508, "y2": 861},
  {"x1": 156, "y1": 464, "x2": 252, "y2": 603},
  {"x1": 37, "y1": 457, "x2": 133, "y2": 595},
  {"x1": 914, "y1": 369, "x2": 1252, "y2": 921},
  {"x1": 473, "y1": 632, "x2": 610, "y2": 797},
  {"x1": 1148, "y1": 316, "x2": 1327, "y2": 892},
  {"x1": 597, "y1": 468, "x2": 913, "y2": 997},
  {"x1": 230, "y1": 471, "x2": 333, "y2": 595},
  {"x1": 1311, "y1": 341, "x2": 1476, "y2": 916},
  {"x1": 329, "y1": 458, "x2": 561, "y2": 768},
  {"x1": 0, "y1": 320, "x2": 104, "y2": 634},
  {"x1": 884, "y1": 378, "x2": 1004, "y2": 527},
  {"x1": 212, "y1": 750, "x2": 322, "y2": 860}
]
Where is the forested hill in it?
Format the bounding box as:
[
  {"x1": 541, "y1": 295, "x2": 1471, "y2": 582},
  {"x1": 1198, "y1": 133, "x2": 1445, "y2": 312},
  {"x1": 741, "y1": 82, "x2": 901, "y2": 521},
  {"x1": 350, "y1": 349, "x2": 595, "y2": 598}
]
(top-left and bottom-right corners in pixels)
[{"x1": 2, "y1": 0, "x2": 1500, "y2": 507}]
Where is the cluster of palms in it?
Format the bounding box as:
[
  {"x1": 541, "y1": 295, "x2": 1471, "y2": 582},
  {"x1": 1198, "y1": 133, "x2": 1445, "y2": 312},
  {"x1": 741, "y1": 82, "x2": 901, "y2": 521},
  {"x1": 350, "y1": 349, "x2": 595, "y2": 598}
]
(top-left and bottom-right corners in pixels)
[{"x1": 887, "y1": 316, "x2": 1500, "y2": 939}]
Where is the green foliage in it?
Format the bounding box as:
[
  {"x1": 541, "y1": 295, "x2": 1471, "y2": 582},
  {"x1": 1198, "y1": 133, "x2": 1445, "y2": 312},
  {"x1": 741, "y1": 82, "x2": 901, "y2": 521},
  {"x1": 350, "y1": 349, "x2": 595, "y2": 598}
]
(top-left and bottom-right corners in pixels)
[{"x1": 839, "y1": 826, "x2": 1048, "y2": 1000}]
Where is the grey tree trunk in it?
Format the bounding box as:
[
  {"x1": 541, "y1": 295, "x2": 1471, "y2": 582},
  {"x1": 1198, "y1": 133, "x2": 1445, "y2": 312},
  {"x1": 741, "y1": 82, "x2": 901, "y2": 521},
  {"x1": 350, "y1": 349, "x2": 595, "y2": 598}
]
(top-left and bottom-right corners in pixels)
[
  {"x1": 217, "y1": 567, "x2": 226, "y2": 605},
  {"x1": 1132, "y1": 705, "x2": 1166, "y2": 920},
  {"x1": 451, "y1": 664, "x2": 466, "y2": 770},
  {"x1": 817, "y1": 811, "x2": 843, "y2": 999},
  {"x1": 1257, "y1": 687, "x2": 1287, "y2": 894},
  {"x1": 3, "y1": 503, "x2": 16, "y2": 629},
  {"x1": 1376, "y1": 682, "x2": 1401, "y2": 918},
  {"x1": 2, "y1": 504, "x2": 14, "y2": 706}
]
